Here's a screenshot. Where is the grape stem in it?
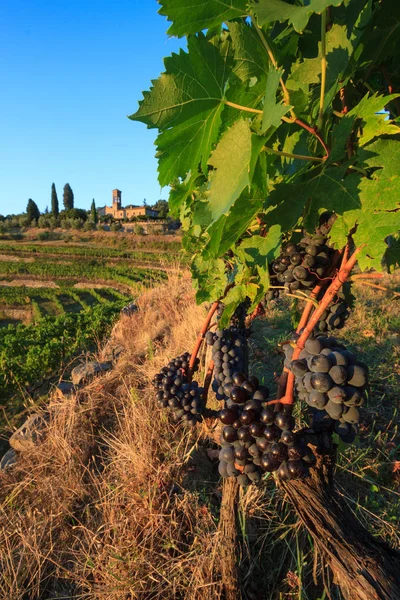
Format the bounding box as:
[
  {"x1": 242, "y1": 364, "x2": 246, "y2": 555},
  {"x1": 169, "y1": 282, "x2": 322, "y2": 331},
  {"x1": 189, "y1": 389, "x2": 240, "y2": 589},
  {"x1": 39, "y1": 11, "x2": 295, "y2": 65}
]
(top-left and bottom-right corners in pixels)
[
  {"x1": 282, "y1": 247, "x2": 363, "y2": 405},
  {"x1": 294, "y1": 118, "x2": 330, "y2": 158},
  {"x1": 188, "y1": 301, "x2": 219, "y2": 381},
  {"x1": 318, "y1": 10, "x2": 327, "y2": 130},
  {"x1": 263, "y1": 146, "x2": 325, "y2": 163}
]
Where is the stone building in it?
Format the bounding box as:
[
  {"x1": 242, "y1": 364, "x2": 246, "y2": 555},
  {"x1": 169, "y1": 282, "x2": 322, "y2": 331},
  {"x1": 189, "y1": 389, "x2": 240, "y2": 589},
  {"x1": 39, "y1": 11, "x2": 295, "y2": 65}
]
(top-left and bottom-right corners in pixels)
[{"x1": 99, "y1": 189, "x2": 159, "y2": 220}]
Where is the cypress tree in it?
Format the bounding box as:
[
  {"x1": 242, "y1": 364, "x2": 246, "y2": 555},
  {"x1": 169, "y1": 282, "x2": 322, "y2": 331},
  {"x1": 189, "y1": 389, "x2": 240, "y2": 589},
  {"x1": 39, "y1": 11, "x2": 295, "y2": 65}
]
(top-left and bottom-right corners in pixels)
[
  {"x1": 26, "y1": 199, "x2": 40, "y2": 222},
  {"x1": 91, "y1": 199, "x2": 98, "y2": 223},
  {"x1": 51, "y1": 183, "x2": 59, "y2": 217},
  {"x1": 63, "y1": 183, "x2": 74, "y2": 210}
]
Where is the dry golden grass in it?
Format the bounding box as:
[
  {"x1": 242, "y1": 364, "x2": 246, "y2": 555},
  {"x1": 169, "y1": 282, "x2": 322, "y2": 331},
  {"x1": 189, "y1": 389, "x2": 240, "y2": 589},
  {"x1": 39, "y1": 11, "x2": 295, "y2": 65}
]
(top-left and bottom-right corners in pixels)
[
  {"x1": 0, "y1": 272, "x2": 226, "y2": 600},
  {"x1": 1, "y1": 270, "x2": 398, "y2": 599}
]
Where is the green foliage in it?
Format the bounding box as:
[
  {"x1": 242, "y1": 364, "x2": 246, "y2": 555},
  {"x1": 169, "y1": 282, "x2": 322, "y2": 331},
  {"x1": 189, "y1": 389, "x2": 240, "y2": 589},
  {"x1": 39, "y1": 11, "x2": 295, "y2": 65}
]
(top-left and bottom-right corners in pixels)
[
  {"x1": 63, "y1": 183, "x2": 74, "y2": 210},
  {"x1": 152, "y1": 199, "x2": 169, "y2": 219},
  {"x1": 157, "y1": 0, "x2": 248, "y2": 37},
  {"x1": 51, "y1": 183, "x2": 59, "y2": 217},
  {"x1": 0, "y1": 302, "x2": 124, "y2": 400},
  {"x1": 26, "y1": 199, "x2": 40, "y2": 223},
  {"x1": 131, "y1": 0, "x2": 400, "y2": 317}
]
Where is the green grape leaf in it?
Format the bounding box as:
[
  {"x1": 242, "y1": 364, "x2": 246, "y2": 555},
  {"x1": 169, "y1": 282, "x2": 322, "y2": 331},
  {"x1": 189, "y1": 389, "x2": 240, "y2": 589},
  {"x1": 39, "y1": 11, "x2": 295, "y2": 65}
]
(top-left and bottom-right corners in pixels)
[
  {"x1": 207, "y1": 119, "x2": 253, "y2": 222},
  {"x1": 347, "y1": 93, "x2": 400, "y2": 147},
  {"x1": 250, "y1": 0, "x2": 344, "y2": 33},
  {"x1": 157, "y1": 0, "x2": 248, "y2": 38},
  {"x1": 228, "y1": 21, "x2": 270, "y2": 82},
  {"x1": 290, "y1": 24, "x2": 354, "y2": 114},
  {"x1": 129, "y1": 34, "x2": 232, "y2": 186},
  {"x1": 329, "y1": 93, "x2": 400, "y2": 162},
  {"x1": 261, "y1": 68, "x2": 292, "y2": 133},
  {"x1": 202, "y1": 192, "x2": 265, "y2": 260},
  {"x1": 169, "y1": 173, "x2": 204, "y2": 216},
  {"x1": 192, "y1": 256, "x2": 227, "y2": 304},
  {"x1": 236, "y1": 227, "x2": 282, "y2": 268},
  {"x1": 219, "y1": 282, "x2": 259, "y2": 328},
  {"x1": 156, "y1": 106, "x2": 225, "y2": 187}
]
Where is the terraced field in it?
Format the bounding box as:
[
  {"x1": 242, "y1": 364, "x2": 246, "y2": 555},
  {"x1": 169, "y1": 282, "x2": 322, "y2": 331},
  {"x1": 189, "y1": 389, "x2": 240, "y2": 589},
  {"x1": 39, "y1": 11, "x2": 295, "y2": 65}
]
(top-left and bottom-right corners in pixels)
[{"x1": 0, "y1": 232, "x2": 182, "y2": 415}]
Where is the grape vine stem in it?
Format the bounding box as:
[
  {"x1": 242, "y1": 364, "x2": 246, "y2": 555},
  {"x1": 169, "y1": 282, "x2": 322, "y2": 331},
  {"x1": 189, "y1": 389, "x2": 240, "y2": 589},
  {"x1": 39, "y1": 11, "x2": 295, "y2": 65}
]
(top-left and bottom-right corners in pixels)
[
  {"x1": 263, "y1": 146, "x2": 325, "y2": 163},
  {"x1": 318, "y1": 10, "x2": 327, "y2": 130}
]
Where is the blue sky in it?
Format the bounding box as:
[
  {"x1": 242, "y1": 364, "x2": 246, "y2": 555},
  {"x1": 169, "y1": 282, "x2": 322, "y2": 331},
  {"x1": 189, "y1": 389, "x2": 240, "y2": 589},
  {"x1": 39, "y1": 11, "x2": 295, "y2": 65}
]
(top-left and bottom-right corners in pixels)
[{"x1": 0, "y1": 0, "x2": 184, "y2": 215}]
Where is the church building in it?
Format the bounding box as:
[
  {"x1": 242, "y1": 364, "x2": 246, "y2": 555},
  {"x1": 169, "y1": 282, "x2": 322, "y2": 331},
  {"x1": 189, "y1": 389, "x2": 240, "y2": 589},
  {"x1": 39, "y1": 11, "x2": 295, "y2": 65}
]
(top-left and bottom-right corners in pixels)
[{"x1": 99, "y1": 190, "x2": 159, "y2": 219}]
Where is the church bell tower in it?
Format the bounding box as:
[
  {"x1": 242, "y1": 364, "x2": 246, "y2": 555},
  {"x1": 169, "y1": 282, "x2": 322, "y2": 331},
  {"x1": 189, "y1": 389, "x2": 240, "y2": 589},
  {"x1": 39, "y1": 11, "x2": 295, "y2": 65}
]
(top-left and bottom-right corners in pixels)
[{"x1": 112, "y1": 189, "x2": 122, "y2": 210}]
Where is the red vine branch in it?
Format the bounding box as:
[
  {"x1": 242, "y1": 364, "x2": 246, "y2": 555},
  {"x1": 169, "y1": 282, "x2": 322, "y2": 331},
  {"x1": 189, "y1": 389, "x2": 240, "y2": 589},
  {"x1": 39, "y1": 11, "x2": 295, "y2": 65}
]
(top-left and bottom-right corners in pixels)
[
  {"x1": 281, "y1": 247, "x2": 363, "y2": 405},
  {"x1": 294, "y1": 118, "x2": 330, "y2": 158}
]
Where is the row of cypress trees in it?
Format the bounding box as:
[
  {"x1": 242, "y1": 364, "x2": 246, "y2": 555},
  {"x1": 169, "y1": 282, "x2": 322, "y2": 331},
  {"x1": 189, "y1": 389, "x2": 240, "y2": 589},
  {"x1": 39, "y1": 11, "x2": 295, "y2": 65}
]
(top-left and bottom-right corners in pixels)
[
  {"x1": 26, "y1": 184, "x2": 98, "y2": 224},
  {"x1": 51, "y1": 182, "x2": 74, "y2": 216}
]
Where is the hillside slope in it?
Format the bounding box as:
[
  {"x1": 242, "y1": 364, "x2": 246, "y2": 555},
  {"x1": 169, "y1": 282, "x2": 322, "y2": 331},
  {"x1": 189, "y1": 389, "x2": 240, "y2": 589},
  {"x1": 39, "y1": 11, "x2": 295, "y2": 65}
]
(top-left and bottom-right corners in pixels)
[{"x1": 0, "y1": 272, "x2": 399, "y2": 599}]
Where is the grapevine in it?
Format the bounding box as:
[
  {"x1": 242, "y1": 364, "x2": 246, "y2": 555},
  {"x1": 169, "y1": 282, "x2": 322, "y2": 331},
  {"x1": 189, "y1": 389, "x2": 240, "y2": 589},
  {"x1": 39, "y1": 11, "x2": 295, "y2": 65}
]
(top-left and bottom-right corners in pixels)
[{"x1": 134, "y1": 1, "x2": 400, "y2": 598}]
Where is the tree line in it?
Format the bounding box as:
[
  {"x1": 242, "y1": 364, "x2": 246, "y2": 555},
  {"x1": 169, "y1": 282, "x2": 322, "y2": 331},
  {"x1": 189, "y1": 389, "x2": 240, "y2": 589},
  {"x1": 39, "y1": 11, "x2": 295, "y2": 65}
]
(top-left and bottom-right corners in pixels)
[
  {"x1": 1, "y1": 183, "x2": 170, "y2": 232},
  {"x1": 27, "y1": 183, "x2": 76, "y2": 222}
]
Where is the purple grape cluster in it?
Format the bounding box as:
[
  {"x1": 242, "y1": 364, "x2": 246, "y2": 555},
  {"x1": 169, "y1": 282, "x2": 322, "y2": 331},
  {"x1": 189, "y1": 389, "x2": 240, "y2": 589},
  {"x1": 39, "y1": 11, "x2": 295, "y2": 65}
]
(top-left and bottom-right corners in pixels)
[
  {"x1": 298, "y1": 289, "x2": 351, "y2": 333},
  {"x1": 152, "y1": 352, "x2": 203, "y2": 426},
  {"x1": 206, "y1": 327, "x2": 248, "y2": 401},
  {"x1": 284, "y1": 336, "x2": 367, "y2": 443},
  {"x1": 218, "y1": 373, "x2": 316, "y2": 486},
  {"x1": 272, "y1": 234, "x2": 334, "y2": 294}
]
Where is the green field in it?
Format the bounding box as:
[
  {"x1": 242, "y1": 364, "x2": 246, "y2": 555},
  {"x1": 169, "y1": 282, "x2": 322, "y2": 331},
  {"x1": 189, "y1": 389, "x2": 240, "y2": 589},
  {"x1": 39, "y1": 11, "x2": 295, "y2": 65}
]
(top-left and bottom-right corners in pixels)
[{"x1": 0, "y1": 232, "x2": 181, "y2": 417}]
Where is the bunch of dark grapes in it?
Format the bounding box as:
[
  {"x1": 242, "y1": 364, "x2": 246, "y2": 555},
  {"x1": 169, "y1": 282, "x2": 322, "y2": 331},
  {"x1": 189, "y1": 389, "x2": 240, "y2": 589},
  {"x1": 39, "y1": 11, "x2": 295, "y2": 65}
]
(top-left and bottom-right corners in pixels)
[
  {"x1": 284, "y1": 336, "x2": 367, "y2": 443},
  {"x1": 263, "y1": 287, "x2": 281, "y2": 308},
  {"x1": 272, "y1": 234, "x2": 334, "y2": 294},
  {"x1": 206, "y1": 328, "x2": 247, "y2": 400},
  {"x1": 206, "y1": 302, "x2": 249, "y2": 401},
  {"x1": 218, "y1": 373, "x2": 316, "y2": 486},
  {"x1": 298, "y1": 287, "x2": 352, "y2": 333},
  {"x1": 315, "y1": 292, "x2": 350, "y2": 332},
  {"x1": 152, "y1": 353, "x2": 204, "y2": 426}
]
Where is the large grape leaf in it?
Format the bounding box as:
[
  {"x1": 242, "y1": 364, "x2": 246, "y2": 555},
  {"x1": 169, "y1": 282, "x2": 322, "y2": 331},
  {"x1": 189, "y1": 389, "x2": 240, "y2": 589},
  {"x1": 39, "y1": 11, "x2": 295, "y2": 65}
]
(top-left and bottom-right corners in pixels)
[
  {"x1": 158, "y1": 0, "x2": 248, "y2": 38},
  {"x1": 129, "y1": 34, "x2": 232, "y2": 186},
  {"x1": 207, "y1": 119, "x2": 253, "y2": 222},
  {"x1": 201, "y1": 151, "x2": 268, "y2": 259},
  {"x1": 250, "y1": 0, "x2": 344, "y2": 33}
]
